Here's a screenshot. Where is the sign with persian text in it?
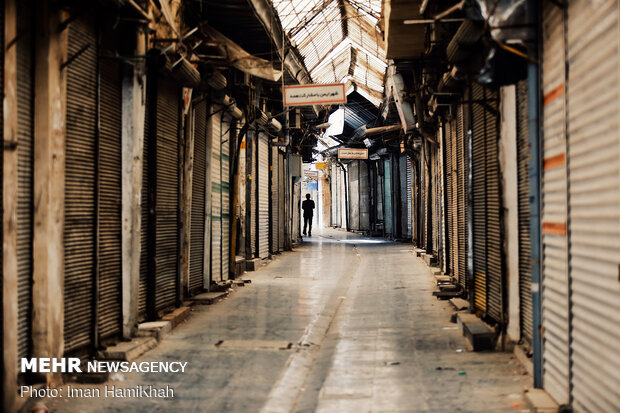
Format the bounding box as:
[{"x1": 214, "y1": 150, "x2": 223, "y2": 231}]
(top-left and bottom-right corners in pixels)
[
  {"x1": 338, "y1": 148, "x2": 368, "y2": 160},
  {"x1": 283, "y1": 84, "x2": 346, "y2": 106}
]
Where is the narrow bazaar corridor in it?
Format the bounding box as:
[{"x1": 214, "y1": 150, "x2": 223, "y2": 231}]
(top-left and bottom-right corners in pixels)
[{"x1": 31, "y1": 229, "x2": 529, "y2": 413}]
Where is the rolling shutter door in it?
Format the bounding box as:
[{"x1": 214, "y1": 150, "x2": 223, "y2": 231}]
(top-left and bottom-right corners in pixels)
[
  {"x1": 251, "y1": 132, "x2": 257, "y2": 256},
  {"x1": 516, "y1": 80, "x2": 533, "y2": 345},
  {"x1": 471, "y1": 84, "x2": 487, "y2": 314},
  {"x1": 456, "y1": 105, "x2": 468, "y2": 292},
  {"x1": 406, "y1": 158, "x2": 412, "y2": 239},
  {"x1": 98, "y1": 40, "x2": 123, "y2": 339},
  {"x1": 16, "y1": 2, "x2": 34, "y2": 360},
  {"x1": 189, "y1": 101, "x2": 207, "y2": 293},
  {"x1": 271, "y1": 146, "x2": 279, "y2": 251},
  {"x1": 360, "y1": 161, "x2": 370, "y2": 231},
  {"x1": 331, "y1": 164, "x2": 338, "y2": 227},
  {"x1": 64, "y1": 17, "x2": 97, "y2": 352},
  {"x1": 383, "y1": 158, "x2": 392, "y2": 235},
  {"x1": 431, "y1": 151, "x2": 439, "y2": 254},
  {"x1": 138, "y1": 79, "x2": 151, "y2": 320},
  {"x1": 484, "y1": 87, "x2": 503, "y2": 324},
  {"x1": 278, "y1": 152, "x2": 285, "y2": 250},
  {"x1": 221, "y1": 115, "x2": 230, "y2": 279},
  {"x1": 258, "y1": 133, "x2": 269, "y2": 258},
  {"x1": 444, "y1": 122, "x2": 454, "y2": 277},
  {"x1": 155, "y1": 78, "x2": 179, "y2": 312},
  {"x1": 566, "y1": 1, "x2": 620, "y2": 410},
  {"x1": 541, "y1": 3, "x2": 570, "y2": 404},
  {"x1": 210, "y1": 111, "x2": 222, "y2": 281},
  {"x1": 399, "y1": 155, "x2": 408, "y2": 238},
  {"x1": 349, "y1": 161, "x2": 360, "y2": 230}
]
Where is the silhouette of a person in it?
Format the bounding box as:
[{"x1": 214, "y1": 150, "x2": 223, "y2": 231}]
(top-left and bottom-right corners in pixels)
[{"x1": 302, "y1": 193, "x2": 315, "y2": 236}]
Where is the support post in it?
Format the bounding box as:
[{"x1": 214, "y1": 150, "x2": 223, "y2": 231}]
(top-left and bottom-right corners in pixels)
[
  {"x1": 3, "y1": 0, "x2": 18, "y2": 409},
  {"x1": 32, "y1": 1, "x2": 68, "y2": 386}
]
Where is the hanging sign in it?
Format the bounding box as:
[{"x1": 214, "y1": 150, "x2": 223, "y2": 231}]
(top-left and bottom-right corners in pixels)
[
  {"x1": 315, "y1": 162, "x2": 327, "y2": 170},
  {"x1": 338, "y1": 148, "x2": 368, "y2": 160},
  {"x1": 304, "y1": 170, "x2": 319, "y2": 178},
  {"x1": 283, "y1": 84, "x2": 346, "y2": 106}
]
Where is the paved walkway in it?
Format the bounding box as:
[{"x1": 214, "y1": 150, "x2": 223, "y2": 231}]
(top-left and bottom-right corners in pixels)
[{"x1": 29, "y1": 229, "x2": 530, "y2": 412}]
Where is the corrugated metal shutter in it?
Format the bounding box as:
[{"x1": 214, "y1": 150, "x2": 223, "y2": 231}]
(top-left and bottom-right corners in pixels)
[
  {"x1": 360, "y1": 161, "x2": 370, "y2": 231},
  {"x1": 432, "y1": 150, "x2": 439, "y2": 254},
  {"x1": 331, "y1": 164, "x2": 338, "y2": 227},
  {"x1": 349, "y1": 161, "x2": 360, "y2": 230},
  {"x1": 138, "y1": 77, "x2": 151, "y2": 320},
  {"x1": 399, "y1": 155, "x2": 408, "y2": 238},
  {"x1": 484, "y1": 86, "x2": 503, "y2": 324},
  {"x1": 541, "y1": 3, "x2": 570, "y2": 404},
  {"x1": 210, "y1": 110, "x2": 222, "y2": 281},
  {"x1": 471, "y1": 84, "x2": 487, "y2": 314},
  {"x1": 16, "y1": 1, "x2": 34, "y2": 359},
  {"x1": 64, "y1": 16, "x2": 97, "y2": 352},
  {"x1": 456, "y1": 105, "x2": 467, "y2": 291},
  {"x1": 98, "y1": 39, "x2": 123, "y2": 339},
  {"x1": 384, "y1": 158, "x2": 392, "y2": 235},
  {"x1": 566, "y1": 1, "x2": 620, "y2": 410},
  {"x1": 154, "y1": 78, "x2": 179, "y2": 312},
  {"x1": 271, "y1": 146, "x2": 279, "y2": 251},
  {"x1": 251, "y1": 132, "x2": 257, "y2": 256},
  {"x1": 189, "y1": 101, "x2": 207, "y2": 293},
  {"x1": 258, "y1": 133, "x2": 269, "y2": 258},
  {"x1": 444, "y1": 122, "x2": 454, "y2": 276},
  {"x1": 406, "y1": 158, "x2": 412, "y2": 239},
  {"x1": 221, "y1": 115, "x2": 230, "y2": 279},
  {"x1": 278, "y1": 152, "x2": 285, "y2": 250},
  {"x1": 516, "y1": 79, "x2": 533, "y2": 345}
]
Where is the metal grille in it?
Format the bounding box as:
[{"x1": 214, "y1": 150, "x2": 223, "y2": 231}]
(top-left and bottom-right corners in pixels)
[
  {"x1": 471, "y1": 84, "x2": 487, "y2": 314},
  {"x1": 258, "y1": 134, "x2": 269, "y2": 257},
  {"x1": 541, "y1": 3, "x2": 570, "y2": 404},
  {"x1": 154, "y1": 78, "x2": 179, "y2": 312},
  {"x1": 98, "y1": 41, "x2": 123, "y2": 339},
  {"x1": 210, "y1": 110, "x2": 222, "y2": 281},
  {"x1": 566, "y1": 1, "x2": 620, "y2": 410},
  {"x1": 138, "y1": 77, "x2": 150, "y2": 320},
  {"x1": 271, "y1": 146, "x2": 279, "y2": 251},
  {"x1": 64, "y1": 16, "x2": 97, "y2": 352},
  {"x1": 221, "y1": 115, "x2": 230, "y2": 279},
  {"x1": 516, "y1": 79, "x2": 533, "y2": 344},
  {"x1": 189, "y1": 101, "x2": 207, "y2": 293},
  {"x1": 349, "y1": 161, "x2": 360, "y2": 230},
  {"x1": 360, "y1": 160, "x2": 370, "y2": 231},
  {"x1": 16, "y1": 1, "x2": 34, "y2": 359}
]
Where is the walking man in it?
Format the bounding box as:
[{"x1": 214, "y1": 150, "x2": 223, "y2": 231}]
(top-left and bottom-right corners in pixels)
[{"x1": 302, "y1": 193, "x2": 315, "y2": 236}]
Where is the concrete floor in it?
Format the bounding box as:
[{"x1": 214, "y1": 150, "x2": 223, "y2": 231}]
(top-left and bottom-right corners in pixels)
[{"x1": 30, "y1": 229, "x2": 530, "y2": 412}]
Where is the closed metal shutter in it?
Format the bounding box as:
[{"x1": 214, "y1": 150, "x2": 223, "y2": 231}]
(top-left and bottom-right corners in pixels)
[
  {"x1": 189, "y1": 101, "x2": 207, "y2": 293},
  {"x1": 360, "y1": 160, "x2": 370, "y2": 231},
  {"x1": 456, "y1": 105, "x2": 468, "y2": 291},
  {"x1": 258, "y1": 133, "x2": 269, "y2": 257},
  {"x1": 138, "y1": 78, "x2": 151, "y2": 320},
  {"x1": 155, "y1": 78, "x2": 179, "y2": 312},
  {"x1": 484, "y1": 86, "x2": 503, "y2": 324},
  {"x1": 278, "y1": 152, "x2": 285, "y2": 250},
  {"x1": 221, "y1": 115, "x2": 230, "y2": 279},
  {"x1": 16, "y1": 1, "x2": 34, "y2": 360},
  {"x1": 64, "y1": 16, "x2": 97, "y2": 352},
  {"x1": 432, "y1": 150, "x2": 440, "y2": 254},
  {"x1": 98, "y1": 40, "x2": 123, "y2": 339},
  {"x1": 444, "y1": 122, "x2": 454, "y2": 276},
  {"x1": 251, "y1": 131, "x2": 257, "y2": 256},
  {"x1": 349, "y1": 161, "x2": 360, "y2": 230},
  {"x1": 383, "y1": 158, "x2": 392, "y2": 235},
  {"x1": 516, "y1": 79, "x2": 533, "y2": 345},
  {"x1": 471, "y1": 84, "x2": 487, "y2": 314},
  {"x1": 271, "y1": 146, "x2": 279, "y2": 251},
  {"x1": 406, "y1": 158, "x2": 412, "y2": 239},
  {"x1": 210, "y1": 110, "x2": 222, "y2": 281},
  {"x1": 541, "y1": 3, "x2": 570, "y2": 404},
  {"x1": 566, "y1": 1, "x2": 620, "y2": 410},
  {"x1": 331, "y1": 163, "x2": 338, "y2": 227},
  {"x1": 399, "y1": 155, "x2": 408, "y2": 238}
]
